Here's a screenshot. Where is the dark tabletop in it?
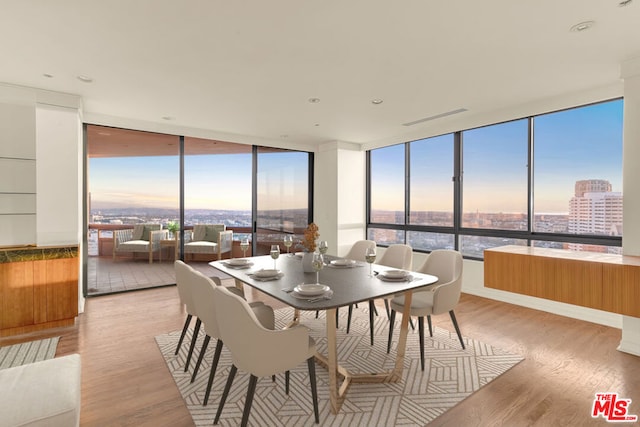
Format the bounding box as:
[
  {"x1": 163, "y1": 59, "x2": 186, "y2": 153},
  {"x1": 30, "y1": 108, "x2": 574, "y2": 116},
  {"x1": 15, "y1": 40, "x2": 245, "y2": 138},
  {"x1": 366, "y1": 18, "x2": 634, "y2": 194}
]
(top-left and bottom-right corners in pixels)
[{"x1": 210, "y1": 254, "x2": 438, "y2": 311}]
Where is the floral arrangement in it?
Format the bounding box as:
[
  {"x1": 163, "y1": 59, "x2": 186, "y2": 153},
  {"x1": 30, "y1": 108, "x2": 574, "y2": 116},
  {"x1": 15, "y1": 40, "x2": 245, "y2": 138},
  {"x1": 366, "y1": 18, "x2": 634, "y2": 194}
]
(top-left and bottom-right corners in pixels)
[{"x1": 302, "y1": 222, "x2": 319, "y2": 252}]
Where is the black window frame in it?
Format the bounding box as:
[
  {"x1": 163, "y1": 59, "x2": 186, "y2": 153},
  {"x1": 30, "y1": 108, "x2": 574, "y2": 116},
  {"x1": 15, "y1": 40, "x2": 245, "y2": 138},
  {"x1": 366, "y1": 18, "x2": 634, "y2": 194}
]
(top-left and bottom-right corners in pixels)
[{"x1": 366, "y1": 98, "x2": 623, "y2": 260}]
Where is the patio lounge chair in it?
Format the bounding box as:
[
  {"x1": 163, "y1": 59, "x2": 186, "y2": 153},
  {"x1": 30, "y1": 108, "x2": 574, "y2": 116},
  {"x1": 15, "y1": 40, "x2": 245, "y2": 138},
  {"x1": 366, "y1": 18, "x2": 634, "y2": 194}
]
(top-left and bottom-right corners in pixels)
[
  {"x1": 112, "y1": 223, "x2": 167, "y2": 264},
  {"x1": 184, "y1": 224, "x2": 233, "y2": 261}
]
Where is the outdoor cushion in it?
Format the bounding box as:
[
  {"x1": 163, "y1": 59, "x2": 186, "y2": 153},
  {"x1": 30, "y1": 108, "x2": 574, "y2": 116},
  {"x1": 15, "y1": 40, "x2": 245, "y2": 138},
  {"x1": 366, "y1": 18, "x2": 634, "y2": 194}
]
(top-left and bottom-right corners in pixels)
[
  {"x1": 132, "y1": 224, "x2": 145, "y2": 240},
  {"x1": 184, "y1": 241, "x2": 218, "y2": 254},
  {"x1": 141, "y1": 224, "x2": 161, "y2": 241},
  {"x1": 204, "y1": 224, "x2": 225, "y2": 243},
  {"x1": 119, "y1": 240, "x2": 151, "y2": 252}
]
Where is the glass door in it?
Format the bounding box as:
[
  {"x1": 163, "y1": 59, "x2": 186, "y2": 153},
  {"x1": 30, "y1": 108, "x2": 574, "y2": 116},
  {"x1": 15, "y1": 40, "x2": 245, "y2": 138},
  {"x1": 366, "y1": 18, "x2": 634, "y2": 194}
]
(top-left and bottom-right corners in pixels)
[
  {"x1": 254, "y1": 147, "x2": 313, "y2": 255},
  {"x1": 86, "y1": 125, "x2": 179, "y2": 295}
]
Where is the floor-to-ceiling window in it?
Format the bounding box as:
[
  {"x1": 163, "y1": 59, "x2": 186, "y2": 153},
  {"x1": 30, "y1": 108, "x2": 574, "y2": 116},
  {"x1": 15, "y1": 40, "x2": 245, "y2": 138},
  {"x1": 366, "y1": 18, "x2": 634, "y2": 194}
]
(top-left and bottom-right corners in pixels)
[
  {"x1": 366, "y1": 98, "x2": 623, "y2": 259},
  {"x1": 183, "y1": 137, "x2": 253, "y2": 259},
  {"x1": 255, "y1": 147, "x2": 313, "y2": 255},
  {"x1": 86, "y1": 125, "x2": 313, "y2": 295}
]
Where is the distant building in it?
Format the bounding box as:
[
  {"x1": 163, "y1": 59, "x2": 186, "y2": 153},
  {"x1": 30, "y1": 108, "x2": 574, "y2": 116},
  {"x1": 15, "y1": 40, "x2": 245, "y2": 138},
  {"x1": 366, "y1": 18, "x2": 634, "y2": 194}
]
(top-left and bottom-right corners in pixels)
[
  {"x1": 568, "y1": 179, "x2": 622, "y2": 252},
  {"x1": 574, "y1": 179, "x2": 612, "y2": 197}
]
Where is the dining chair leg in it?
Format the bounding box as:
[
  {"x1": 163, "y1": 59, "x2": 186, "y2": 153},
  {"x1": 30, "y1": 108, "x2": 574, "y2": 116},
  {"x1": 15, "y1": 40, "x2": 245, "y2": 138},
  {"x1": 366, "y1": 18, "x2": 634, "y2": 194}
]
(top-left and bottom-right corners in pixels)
[
  {"x1": 307, "y1": 357, "x2": 320, "y2": 424},
  {"x1": 315, "y1": 310, "x2": 319, "y2": 318},
  {"x1": 418, "y1": 316, "x2": 425, "y2": 371},
  {"x1": 387, "y1": 309, "x2": 396, "y2": 353},
  {"x1": 285, "y1": 370, "x2": 290, "y2": 395},
  {"x1": 241, "y1": 375, "x2": 258, "y2": 427},
  {"x1": 214, "y1": 364, "x2": 237, "y2": 424},
  {"x1": 384, "y1": 298, "x2": 391, "y2": 319},
  {"x1": 368, "y1": 300, "x2": 375, "y2": 345},
  {"x1": 346, "y1": 304, "x2": 353, "y2": 334},
  {"x1": 184, "y1": 318, "x2": 201, "y2": 372},
  {"x1": 410, "y1": 317, "x2": 415, "y2": 330},
  {"x1": 427, "y1": 315, "x2": 433, "y2": 337},
  {"x1": 191, "y1": 334, "x2": 210, "y2": 383},
  {"x1": 449, "y1": 310, "x2": 465, "y2": 349},
  {"x1": 336, "y1": 307, "x2": 339, "y2": 328},
  {"x1": 203, "y1": 339, "x2": 224, "y2": 406},
  {"x1": 175, "y1": 314, "x2": 192, "y2": 355}
]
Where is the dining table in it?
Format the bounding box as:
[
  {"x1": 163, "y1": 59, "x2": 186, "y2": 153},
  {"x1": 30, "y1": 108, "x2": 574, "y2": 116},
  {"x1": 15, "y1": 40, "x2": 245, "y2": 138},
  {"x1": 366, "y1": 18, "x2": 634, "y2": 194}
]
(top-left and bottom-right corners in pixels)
[{"x1": 209, "y1": 253, "x2": 438, "y2": 414}]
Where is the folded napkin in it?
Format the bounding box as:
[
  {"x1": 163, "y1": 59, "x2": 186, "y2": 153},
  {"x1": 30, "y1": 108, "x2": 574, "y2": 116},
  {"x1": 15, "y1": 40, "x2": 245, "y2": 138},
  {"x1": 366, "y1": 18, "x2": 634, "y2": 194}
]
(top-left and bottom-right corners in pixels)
[{"x1": 247, "y1": 272, "x2": 284, "y2": 281}]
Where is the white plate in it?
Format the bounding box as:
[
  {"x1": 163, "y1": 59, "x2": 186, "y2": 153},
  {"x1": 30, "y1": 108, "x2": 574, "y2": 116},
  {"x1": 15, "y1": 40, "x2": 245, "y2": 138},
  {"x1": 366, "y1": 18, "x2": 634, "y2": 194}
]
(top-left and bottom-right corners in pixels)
[
  {"x1": 378, "y1": 275, "x2": 411, "y2": 282},
  {"x1": 228, "y1": 258, "x2": 251, "y2": 266},
  {"x1": 331, "y1": 259, "x2": 356, "y2": 267},
  {"x1": 381, "y1": 269, "x2": 408, "y2": 279},
  {"x1": 254, "y1": 269, "x2": 281, "y2": 278},
  {"x1": 294, "y1": 283, "x2": 330, "y2": 296}
]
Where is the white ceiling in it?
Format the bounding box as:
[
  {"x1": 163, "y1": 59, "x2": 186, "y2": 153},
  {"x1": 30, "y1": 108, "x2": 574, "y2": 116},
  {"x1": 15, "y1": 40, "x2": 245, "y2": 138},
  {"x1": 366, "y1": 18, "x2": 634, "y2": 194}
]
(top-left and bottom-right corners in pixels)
[{"x1": 1, "y1": 0, "x2": 639, "y2": 148}]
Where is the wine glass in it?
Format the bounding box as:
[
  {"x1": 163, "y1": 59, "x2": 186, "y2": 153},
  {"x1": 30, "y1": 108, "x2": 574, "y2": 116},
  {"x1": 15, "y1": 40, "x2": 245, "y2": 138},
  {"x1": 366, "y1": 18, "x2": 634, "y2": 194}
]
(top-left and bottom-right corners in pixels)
[
  {"x1": 318, "y1": 240, "x2": 328, "y2": 264},
  {"x1": 270, "y1": 244, "x2": 280, "y2": 269},
  {"x1": 311, "y1": 252, "x2": 324, "y2": 284},
  {"x1": 283, "y1": 235, "x2": 293, "y2": 256},
  {"x1": 240, "y1": 238, "x2": 250, "y2": 258},
  {"x1": 365, "y1": 247, "x2": 377, "y2": 277}
]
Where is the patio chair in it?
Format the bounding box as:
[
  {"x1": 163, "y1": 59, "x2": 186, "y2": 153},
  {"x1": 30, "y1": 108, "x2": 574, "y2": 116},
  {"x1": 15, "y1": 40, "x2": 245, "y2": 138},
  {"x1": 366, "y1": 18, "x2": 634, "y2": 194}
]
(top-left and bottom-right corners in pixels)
[
  {"x1": 112, "y1": 223, "x2": 167, "y2": 264},
  {"x1": 184, "y1": 224, "x2": 233, "y2": 261}
]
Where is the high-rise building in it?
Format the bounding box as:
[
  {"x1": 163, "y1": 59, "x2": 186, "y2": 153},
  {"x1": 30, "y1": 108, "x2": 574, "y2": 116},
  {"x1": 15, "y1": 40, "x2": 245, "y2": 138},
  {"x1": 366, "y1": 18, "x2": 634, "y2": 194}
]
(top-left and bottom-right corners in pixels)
[
  {"x1": 568, "y1": 179, "x2": 622, "y2": 252},
  {"x1": 574, "y1": 179, "x2": 612, "y2": 197}
]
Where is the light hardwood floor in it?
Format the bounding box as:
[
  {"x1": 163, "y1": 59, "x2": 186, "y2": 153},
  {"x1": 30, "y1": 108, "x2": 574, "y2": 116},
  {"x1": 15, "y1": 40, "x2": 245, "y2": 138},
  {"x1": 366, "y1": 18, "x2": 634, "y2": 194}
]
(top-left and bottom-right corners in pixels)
[{"x1": 1, "y1": 286, "x2": 638, "y2": 426}]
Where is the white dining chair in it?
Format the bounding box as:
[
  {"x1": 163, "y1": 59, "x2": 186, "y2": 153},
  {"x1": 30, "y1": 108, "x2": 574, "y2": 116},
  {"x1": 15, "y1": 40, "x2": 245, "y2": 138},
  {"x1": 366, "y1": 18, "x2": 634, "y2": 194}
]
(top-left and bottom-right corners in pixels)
[
  {"x1": 174, "y1": 260, "x2": 202, "y2": 372},
  {"x1": 378, "y1": 243, "x2": 414, "y2": 318},
  {"x1": 175, "y1": 260, "x2": 250, "y2": 375},
  {"x1": 343, "y1": 240, "x2": 378, "y2": 340},
  {"x1": 386, "y1": 249, "x2": 465, "y2": 370},
  {"x1": 188, "y1": 269, "x2": 275, "y2": 406},
  {"x1": 212, "y1": 286, "x2": 320, "y2": 426}
]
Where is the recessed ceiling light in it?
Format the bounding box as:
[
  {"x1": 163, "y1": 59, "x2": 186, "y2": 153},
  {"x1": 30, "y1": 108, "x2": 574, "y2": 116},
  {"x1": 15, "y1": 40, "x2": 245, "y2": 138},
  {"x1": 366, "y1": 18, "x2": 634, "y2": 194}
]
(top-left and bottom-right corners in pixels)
[
  {"x1": 570, "y1": 21, "x2": 595, "y2": 32},
  {"x1": 162, "y1": 116, "x2": 174, "y2": 121},
  {"x1": 308, "y1": 98, "x2": 320, "y2": 104},
  {"x1": 619, "y1": 0, "x2": 632, "y2": 6},
  {"x1": 43, "y1": 73, "x2": 54, "y2": 78},
  {"x1": 77, "y1": 75, "x2": 93, "y2": 83},
  {"x1": 314, "y1": 123, "x2": 320, "y2": 127},
  {"x1": 280, "y1": 134, "x2": 289, "y2": 138},
  {"x1": 371, "y1": 99, "x2": 383, "y2": 105}
]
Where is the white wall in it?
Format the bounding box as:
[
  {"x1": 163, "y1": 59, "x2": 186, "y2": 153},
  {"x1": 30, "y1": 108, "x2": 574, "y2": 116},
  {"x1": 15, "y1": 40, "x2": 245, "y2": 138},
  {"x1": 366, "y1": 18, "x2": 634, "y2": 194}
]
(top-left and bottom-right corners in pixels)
[
  {"x1": 0, "y1": 85, "x2": 37, "y2": 246},
  {"x1": 315, "y1": 141, "x2": 367, "y2": 258},
  {"x1": 36, "y1": 104, "x2": 82, "y2": 246}
]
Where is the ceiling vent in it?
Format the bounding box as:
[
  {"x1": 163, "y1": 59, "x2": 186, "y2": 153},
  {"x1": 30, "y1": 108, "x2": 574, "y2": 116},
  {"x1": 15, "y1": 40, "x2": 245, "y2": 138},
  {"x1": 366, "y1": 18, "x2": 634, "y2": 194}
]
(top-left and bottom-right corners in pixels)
[{"x1": 402, "y1": 108, "x2": 468, "y2": 127}]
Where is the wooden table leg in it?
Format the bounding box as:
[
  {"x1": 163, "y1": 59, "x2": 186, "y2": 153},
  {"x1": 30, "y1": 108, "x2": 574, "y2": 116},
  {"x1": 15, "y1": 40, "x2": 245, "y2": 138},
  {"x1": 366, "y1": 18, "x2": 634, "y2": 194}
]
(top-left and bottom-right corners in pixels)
[
  {"x1": 326, "y1": 308, "x2": 342, "y2": 414},
  {"x1": 234, "y1": 278, "x2": 244, "y2": 294},
  {"x1": 391, "y1": 290, "x2": 413, "y2": 381}
]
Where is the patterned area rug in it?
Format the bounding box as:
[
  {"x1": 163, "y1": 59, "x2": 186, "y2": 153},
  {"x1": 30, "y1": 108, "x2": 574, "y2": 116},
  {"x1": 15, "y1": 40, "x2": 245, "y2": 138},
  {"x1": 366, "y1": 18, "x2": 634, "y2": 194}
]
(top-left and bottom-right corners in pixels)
[
  {"x1": 156, "y1": 308, "x2": 523, "y2": 426},
  {"x1": 0, "y1": 337, "x2": 59, "y2": 370}
]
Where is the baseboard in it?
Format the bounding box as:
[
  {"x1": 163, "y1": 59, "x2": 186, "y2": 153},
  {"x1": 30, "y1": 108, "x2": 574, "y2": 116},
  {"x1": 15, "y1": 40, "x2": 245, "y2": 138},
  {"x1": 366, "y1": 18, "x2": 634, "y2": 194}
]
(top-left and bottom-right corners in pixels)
[{"x1": 463, "y1": 286, "x2": 623, "y2": 329}]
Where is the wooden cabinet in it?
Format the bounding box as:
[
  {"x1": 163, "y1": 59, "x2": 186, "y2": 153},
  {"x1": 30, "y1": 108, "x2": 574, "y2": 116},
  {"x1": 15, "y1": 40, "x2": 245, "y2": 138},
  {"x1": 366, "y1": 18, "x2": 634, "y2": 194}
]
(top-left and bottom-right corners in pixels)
[
  {"x1": 484, "y1": 245, "x2": 640, "y2": 317},
  {"x1": 0, "y1": 246, "x2": 78, "y2": 337}
]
